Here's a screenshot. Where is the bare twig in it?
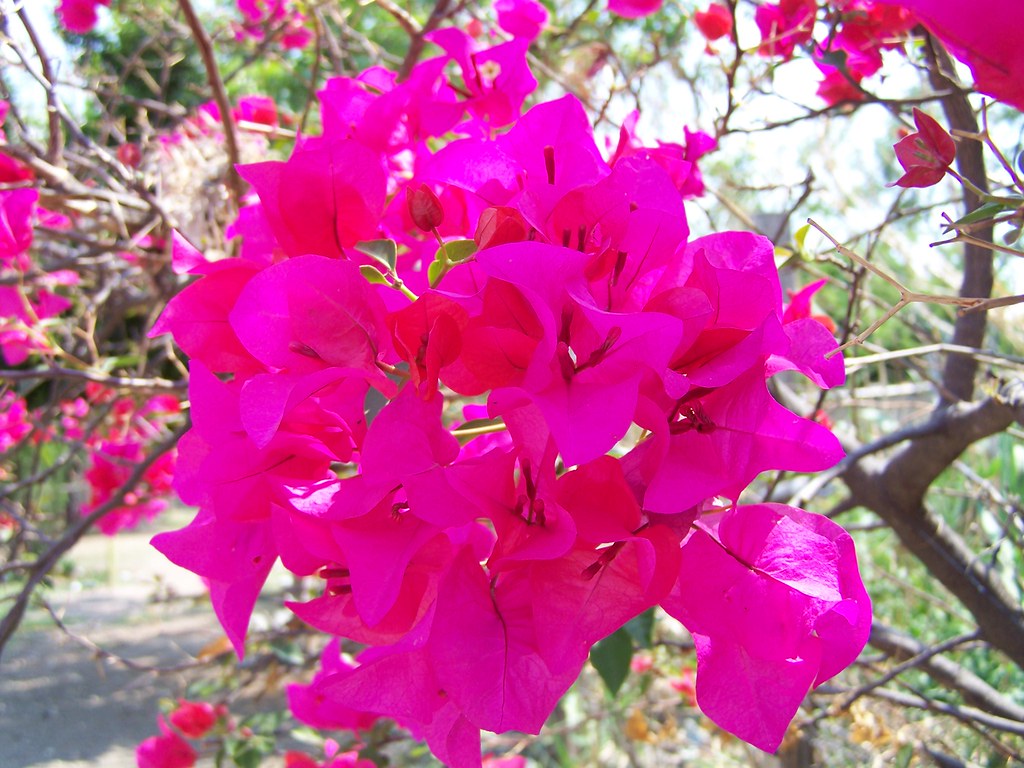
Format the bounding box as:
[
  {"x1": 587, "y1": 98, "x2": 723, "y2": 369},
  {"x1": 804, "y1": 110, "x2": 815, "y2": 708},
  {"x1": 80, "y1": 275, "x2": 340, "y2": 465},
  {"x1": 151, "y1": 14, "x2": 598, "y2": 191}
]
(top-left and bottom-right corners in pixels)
[
  {"x1": 177, "y1": 0, "x2": 244, "y2": 207},
  {"x1": 0, "y1": 424, "x2": 188, "y2": 661}
]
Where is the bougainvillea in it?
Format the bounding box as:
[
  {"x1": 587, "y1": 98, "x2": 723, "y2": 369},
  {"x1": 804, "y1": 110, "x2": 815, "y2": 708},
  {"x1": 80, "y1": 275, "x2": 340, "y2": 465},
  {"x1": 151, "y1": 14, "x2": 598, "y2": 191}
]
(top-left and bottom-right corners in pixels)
[
  {"x1": 890, "y1": 107, "x2": 956, "y2": 188},
  {"x1": 148, "y1": 8, "x2": 871, "y2": 767}
]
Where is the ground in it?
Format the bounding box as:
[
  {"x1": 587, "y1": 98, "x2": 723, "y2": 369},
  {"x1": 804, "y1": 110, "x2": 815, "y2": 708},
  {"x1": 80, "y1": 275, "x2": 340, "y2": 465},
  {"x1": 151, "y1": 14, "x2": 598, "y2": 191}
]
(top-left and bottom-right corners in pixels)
[{"x1": 0, "y1": 515, "x2": 224, "y2": 768}]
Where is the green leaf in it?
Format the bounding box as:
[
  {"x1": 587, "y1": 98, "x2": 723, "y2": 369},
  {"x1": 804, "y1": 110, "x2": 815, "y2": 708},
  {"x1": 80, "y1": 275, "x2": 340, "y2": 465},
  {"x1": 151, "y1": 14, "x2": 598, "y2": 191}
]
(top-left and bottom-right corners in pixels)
[
  {"x1": 590, "y1": 627, "x2": 633, "y2": 695},
  {"x1": 946, "y1": 201, "x2": 1013, "y2": 230},
  {"x1": 794, "y1": 223, "x2": 810, "y2": 253},
  {"x1": 427, "y1": 259, "x2": 444, "y2": 287},
  {"x1": 355, "y1": 239, "x2": 398, "y2": 270},
  {"x1": 359, "y1": 264, "x2": 389, "y2": 285},
  {"x1": 435, "y1": 239, "x2": 477, "y2": 264},
  {"x1": 289, "y1": 726, "x2": 324, "y2": 747},
  {"x1": 816, "y1": 47, "x2": 847, "y2": 69},
  {"x1": 231, "y1": 745, "x2": 263, "y2": 768},
  {"x1": 623, "y1": 608, "x2": 655, "y2": 649},
  {"x1": 269, "y1": 638, "x2": 304, "y2": 666}
]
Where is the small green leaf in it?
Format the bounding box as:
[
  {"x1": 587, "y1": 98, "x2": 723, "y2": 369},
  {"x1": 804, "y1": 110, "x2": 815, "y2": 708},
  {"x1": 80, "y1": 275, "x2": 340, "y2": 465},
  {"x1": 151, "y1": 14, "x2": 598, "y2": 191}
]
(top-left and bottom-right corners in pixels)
[
  {"x1": 359, "y1": 264, "x2": 389, "y2": 285},
  {"x1": 231, "y1": 745, "x2": 263, "y2": 768},
  {"x1": 289, "y1": 726, "x2": 325, "y2": 747},
  {"x1": 816, "y1": 47, "x2": 847, "y2": 69},
  {"x1": 590, "y1": 627, "x2": 633, "y2": 695},
  {"x1": 435, "y1": 239, "x2": 477, "y2": 264},
  {"x1": 427, "y1": 259, "x2": 444, "y2": 287},
  {"x1": 269, "y1": 638, "x2": 305, "y2": 666},
  {"x1": 623, "y1": 608, "x2": 655, "y2": 649},
  {"x1": 356, "y1": 239, "x2": 398, "y2": 270},
  {"x1": 946, "y1": 201, "x2": 1012, "y2": 230},
  {"x1": 793, "y1": 223, "x2": 810, "y2": 253}
]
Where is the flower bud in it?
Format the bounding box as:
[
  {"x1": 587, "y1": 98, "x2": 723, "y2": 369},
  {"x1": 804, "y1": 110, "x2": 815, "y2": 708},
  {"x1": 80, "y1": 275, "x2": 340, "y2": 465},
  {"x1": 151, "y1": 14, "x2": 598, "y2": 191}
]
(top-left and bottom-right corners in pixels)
[
  {"x1": 474, "y1": 206, "x2": 528, "y2": 250},
  {"x1": 407, "y1": 183, "x2": 444, "y2": 232}
]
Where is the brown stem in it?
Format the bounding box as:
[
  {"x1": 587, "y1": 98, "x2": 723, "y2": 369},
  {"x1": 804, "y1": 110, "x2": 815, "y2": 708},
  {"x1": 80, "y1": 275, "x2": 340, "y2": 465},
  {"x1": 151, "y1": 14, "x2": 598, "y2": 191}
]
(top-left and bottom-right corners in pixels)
[
  {"x1": 842, "y1": 386, "x2": 1024, "y2": 669},
  {"x1": 13, "y1": 8, "x2": 63, "y2": 164},
  {"x1": 177, "y1": 0, "x2": 244, "y2": 208},
  {"x1": 924, "y1": 36, "x2": 993, "y2": 404},
  {"x1": 396, "y1": 0, "x2": 456, "y2": 82},
  {"x1": 0, "y1": 425, "x2": 187, "y2": 661}
]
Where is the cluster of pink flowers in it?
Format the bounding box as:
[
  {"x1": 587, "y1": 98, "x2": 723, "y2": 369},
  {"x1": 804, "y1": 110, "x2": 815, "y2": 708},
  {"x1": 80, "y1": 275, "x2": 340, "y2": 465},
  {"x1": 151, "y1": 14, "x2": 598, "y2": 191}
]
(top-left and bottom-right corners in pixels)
[
  {"x1": 234, "y1": 0, "x2": 312, "y2": 50},
  {"x1": 136, "y1": 699, "x2": 226, "y2": 768},
  {"x1": 749, "y1": 0, "x2": 1023, "y2": 110},
  {"x1": 752, "y1": 0, "x2": 915, "y2": 105},
  {"x1": 73, "y1": 385, "x2": 180, "y2": 535},
  {"x1": 2, "y1": 101, "x2": 178, "y2": 536},
  {"x1": 56, "y1": 0, "x2": 111, "y2": 34},
  {"x1": 150, "y1": 9, "x2": 869, "y2": 765},
  {"x1": 0, "y1": 104, "x2": 77, "y2": 367},
  {"x1": 883, "y1": 0, "x2": 1024, "y2": 111}
]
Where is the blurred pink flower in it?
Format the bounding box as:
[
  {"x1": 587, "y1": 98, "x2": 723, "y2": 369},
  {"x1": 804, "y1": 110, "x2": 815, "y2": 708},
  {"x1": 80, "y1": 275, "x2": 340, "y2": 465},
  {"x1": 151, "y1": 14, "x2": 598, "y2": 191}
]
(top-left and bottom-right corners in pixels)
[{"x1": 56, "y1": 0, "x2": 110, "y2": 34}]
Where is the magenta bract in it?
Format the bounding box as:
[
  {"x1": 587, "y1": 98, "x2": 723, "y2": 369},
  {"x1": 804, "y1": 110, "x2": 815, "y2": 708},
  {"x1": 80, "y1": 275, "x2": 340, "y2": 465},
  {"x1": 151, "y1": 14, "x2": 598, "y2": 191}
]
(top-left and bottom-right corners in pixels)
[{"x1": 150, "y1": 24, "x2": 870, "y2": 762}]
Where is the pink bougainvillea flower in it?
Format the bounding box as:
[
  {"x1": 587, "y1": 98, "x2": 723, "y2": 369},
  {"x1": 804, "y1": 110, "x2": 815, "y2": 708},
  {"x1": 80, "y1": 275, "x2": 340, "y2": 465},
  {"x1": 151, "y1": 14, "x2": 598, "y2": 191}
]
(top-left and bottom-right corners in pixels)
[
  {"x1": 661, "y1": 503, "x2": 871, "y2": 752},
  {"x1": 321, "y1": 641, "x2": 483, "y2": 768},
  {"x1": 425, "y1": 547, "x2": 604, "y2": 734},
  {"x1": 768, "y1": 279, "x2": 845, "y2": 389},
  {"x1": 0, "y1": 285, "x2": 70, "y2": 365},
  {"x1": 482, "y1": 755, "x2": 526, "y2": 768},
  {"x1": 236, "y1": 94, "x2": 279, "y2": 127},
  {"x1": 627, "y1": 367, "x2": 844, "y2": 515},
  {"x1": 56, "y1": 0, "x2": 111, "y2": 34},
  {"x1": 782, "y1": 279, "x2": 836, "y2": 333},
  {"x1": 881, "y1": 0, "x2": 1024, "y2": 111},
  {"x1": 169, "y1": 700, "x2": 221, "y2": 739},
  {"x1": 815, "y1": 63, "x2": 867, "y2": 106},
  {"x1": 149, "y1": 258, "x2": 263, "y2": 376},
  {"x1": 608, "y1": 111, "x2": 716, "y2": 201},
  {"x1": 755, "y1": 0, "x2": 816, "y2": 59},
  {"x1": 426, "y1": 28, "x2": 538, "y2": 130},
  {"x1": 238, "y1": 139, "x2": 387, "y2": 257},
  {"x1": 0, "y1": 391, "x2": 32, "y2": 453},
  {"x1": 285, "y1": 746, "x2": 376, "y2": 768},
  {"x1": 474, "y1": 241, "x2": 683, "y2": 466},
  {"x1": 235, "y1": 0, "x2": 311, "y2": 49},
  {"x1": 495, "y1": 0, "x2": 549, "y2": 41},
  {"x1": 890, "y1": 107, "x2": 956, "y2": 188},
  {"x1": 829, "y1": 0, "x2": 914, "y2": 71},
  {"x1": 83, "y1": 440, "x2": 176, "y2": 535},
  {"x1": 608, "y1": 0, "x2": 663, "y2": 18},
  {"x1": 0, "y1": 188, "x2": 38, "y2": 268},
  {"x1": 151, "y1": 506, "x2": 277, "y2": 656},
  {"x1": 287, "y1": 639, "x2": 381, "y2": 732},
  {"x1": 136, "y1": 717, "x2": 197, "y2": 768},
  {"x1": 228, "y1": 254, "x2": 395, "y2": 378},
  {"x1": 693, "y1": 3, "x2": 733, "y2": 41}
]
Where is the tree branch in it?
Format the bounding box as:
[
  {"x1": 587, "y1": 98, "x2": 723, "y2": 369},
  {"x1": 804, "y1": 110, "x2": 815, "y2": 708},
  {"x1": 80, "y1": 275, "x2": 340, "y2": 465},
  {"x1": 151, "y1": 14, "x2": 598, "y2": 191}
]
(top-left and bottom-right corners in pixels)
[{"x1": 177, "y1": 0, "x2": 243, "y2": 208}]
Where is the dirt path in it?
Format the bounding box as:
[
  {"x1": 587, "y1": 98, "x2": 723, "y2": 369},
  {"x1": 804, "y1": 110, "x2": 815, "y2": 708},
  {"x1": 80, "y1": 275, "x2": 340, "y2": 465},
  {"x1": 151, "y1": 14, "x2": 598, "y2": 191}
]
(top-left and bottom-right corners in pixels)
[{"x1": 0, "y1": 517, "x2": 223, "y2": 768}]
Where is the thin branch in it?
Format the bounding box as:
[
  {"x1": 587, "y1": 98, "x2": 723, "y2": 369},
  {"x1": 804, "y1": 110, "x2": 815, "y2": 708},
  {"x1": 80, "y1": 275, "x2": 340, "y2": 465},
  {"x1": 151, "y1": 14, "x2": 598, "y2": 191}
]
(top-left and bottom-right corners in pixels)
[
  {"x1": 869, "y1": 624, "x2": 1024, "y2": 722},
  {"x1": 809, "y1": 219, "x2": 989, "y2": 353},
  {"x1": 0, "y1": 424, "x2": 187, "y2": 661},
  {"x1": 177, "y1": 0, "x2": 243, "y2": 207},
  {"x1": 0, "y1": 366, "x2": 186, "y2": 392},
  {"x1": 13, "y1": 7, "x2": 63, "y2": 164},
  {"x1": 40, "y1": 600, "x2": 212, "y2": 674},
  {"x1": 839, "y1": 628, "x2": 981, "y2": 712}
]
